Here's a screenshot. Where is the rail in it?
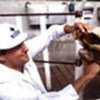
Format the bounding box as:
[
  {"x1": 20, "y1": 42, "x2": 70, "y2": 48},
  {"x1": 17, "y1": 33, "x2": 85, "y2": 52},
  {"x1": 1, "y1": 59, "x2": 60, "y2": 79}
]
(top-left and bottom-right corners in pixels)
[{"x1": 0, "y1": 12, "x2": 76, "y2": 17}]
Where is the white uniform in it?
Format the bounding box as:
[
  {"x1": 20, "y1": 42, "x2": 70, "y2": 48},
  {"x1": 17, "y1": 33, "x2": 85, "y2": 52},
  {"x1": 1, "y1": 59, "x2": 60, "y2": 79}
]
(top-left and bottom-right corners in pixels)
[{"x1": 0, "y1": 25, "x2": 79, "y2": 100}]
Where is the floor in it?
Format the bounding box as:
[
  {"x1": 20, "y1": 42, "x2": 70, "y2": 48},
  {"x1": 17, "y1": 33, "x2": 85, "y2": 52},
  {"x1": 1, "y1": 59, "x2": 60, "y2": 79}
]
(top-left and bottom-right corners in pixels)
[{"x1": 38, "y1": 64, "x2": 74, "y2": 91}]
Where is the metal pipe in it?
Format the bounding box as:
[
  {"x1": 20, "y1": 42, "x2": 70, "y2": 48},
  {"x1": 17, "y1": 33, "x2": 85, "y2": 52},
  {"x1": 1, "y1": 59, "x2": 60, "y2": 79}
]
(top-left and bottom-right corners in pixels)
[
  {"x1": 34, "y1": 60, "x2": 75, "y2": 65},
  {"x1": 0, "y1": 12, "x2": 76, "y2": 17}
]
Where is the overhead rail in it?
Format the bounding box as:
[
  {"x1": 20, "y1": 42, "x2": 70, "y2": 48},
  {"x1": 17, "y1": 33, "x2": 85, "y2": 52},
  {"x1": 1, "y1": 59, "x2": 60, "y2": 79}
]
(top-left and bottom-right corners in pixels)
[{"x1": 0, "y1": 12, "x2": 76, "y2": 17}]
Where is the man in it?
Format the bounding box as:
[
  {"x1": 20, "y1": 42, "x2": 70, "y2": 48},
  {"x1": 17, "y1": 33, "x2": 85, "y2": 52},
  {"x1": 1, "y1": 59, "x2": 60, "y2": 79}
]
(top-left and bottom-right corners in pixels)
[{"x1": 0, "y1": 22, "x2": 99, "y2": 100}]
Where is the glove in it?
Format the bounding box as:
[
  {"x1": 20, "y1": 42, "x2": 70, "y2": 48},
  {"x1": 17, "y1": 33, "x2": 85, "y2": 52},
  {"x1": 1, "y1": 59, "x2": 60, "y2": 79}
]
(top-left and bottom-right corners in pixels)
[{"x1": 79, "y1": 27, "x2": 100, "y2": 64}]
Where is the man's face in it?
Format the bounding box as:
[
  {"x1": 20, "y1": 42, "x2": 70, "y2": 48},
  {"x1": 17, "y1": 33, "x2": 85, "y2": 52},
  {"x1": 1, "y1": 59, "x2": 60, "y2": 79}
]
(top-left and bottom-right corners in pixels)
[{"x1": 3, "y1": 43, "x2": 29, "y2": 71}]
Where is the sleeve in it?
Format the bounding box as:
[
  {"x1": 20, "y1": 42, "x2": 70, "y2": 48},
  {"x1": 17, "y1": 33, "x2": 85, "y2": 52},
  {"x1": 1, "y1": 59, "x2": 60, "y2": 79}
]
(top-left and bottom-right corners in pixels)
[
  {"x1": 25, "y1": 24, "x2": 66, "y2": 57},
  {"x1": 0, "y1": 82, "x2": 79, "y2": 100},
  {"x1": 39, "y1": 84, "x2": 79, "y2": 100}
]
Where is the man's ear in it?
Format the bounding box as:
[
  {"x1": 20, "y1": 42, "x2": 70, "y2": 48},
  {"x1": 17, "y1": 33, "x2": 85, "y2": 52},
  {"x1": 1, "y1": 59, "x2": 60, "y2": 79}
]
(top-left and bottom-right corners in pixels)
[{"x1": 0, "y1": 55, "x2": 6, "y2": 63}]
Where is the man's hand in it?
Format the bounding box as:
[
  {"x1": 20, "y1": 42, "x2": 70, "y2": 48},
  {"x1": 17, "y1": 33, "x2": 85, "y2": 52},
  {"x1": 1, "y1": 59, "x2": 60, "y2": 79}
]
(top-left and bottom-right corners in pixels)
[
  {"x1": 72, "y1": 22, "x2": 92, "y2": 39},
  {"x1": 74, "y1": 22, "x2": 92, "y2": 33},
  {"x1": 64, "y1": 22, "x2": 92, "y2": 39}
]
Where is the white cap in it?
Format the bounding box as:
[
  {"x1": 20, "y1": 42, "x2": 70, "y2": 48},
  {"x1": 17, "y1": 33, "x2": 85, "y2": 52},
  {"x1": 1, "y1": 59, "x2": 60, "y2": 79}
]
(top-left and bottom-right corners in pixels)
[
  {"x1": 92, "y1": 27, "x2": 100, "y2": 38},
  {"x1": 0, "y1": 23, "x2": 28, "y2": 50}
]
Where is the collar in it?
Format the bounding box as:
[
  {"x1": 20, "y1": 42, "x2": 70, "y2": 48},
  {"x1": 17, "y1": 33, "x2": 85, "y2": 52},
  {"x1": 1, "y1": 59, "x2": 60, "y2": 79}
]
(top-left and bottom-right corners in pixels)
[{"x1": 0, "y1": 63, "x2": 26, "y2": 82}]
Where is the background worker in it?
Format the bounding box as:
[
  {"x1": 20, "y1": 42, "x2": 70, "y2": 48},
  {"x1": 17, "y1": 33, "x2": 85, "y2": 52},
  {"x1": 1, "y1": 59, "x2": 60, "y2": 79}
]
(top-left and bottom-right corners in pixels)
[{"x1": 0, "y1": 22, "x2": 99, "y2": 100}]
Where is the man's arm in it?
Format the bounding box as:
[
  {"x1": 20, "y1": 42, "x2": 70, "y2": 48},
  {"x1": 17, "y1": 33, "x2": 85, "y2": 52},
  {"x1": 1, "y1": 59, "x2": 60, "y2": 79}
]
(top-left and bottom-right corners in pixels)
[
  {"x1": 73, "y1": 63, "x2": 100, "y2": 94},
  {"x1": 26, "y1": 22, "x2": 92, "y2": 57}
]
